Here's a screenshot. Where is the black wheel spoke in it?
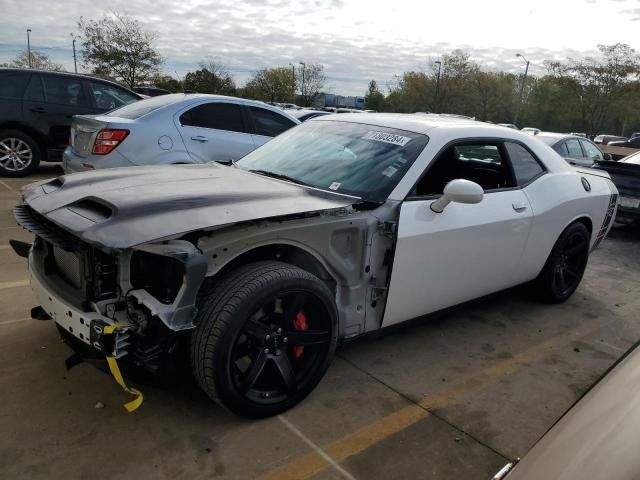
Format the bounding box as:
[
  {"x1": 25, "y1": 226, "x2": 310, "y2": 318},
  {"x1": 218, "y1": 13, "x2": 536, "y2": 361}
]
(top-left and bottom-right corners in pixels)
[
  {"x1": 565, "y1": 265, "x2": 580, "y2": 279},
  {"x1": 240, "y1": 349, "x2": 268, "y2": 393},
  {"x1": 273, "y1": 354, "x2": 297, "y2": 394},
  {"x1": 556, "y1": 268, "x2": 567, "y2": 291},
  {"x1": 286, "y1": 329, "x2": 330, "y2": 346},
  {"x1": 244, "y1": 317, "x2": 269, "y2": 340}
]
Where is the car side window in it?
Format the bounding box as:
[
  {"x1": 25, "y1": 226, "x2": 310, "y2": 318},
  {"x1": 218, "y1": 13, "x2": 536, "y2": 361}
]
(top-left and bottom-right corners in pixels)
[
  {"x1": 580, "y1": 140, "x2": 603, "y2": 161},
  {"x1": 180, "y1": 103, "x2": 245, "y2": 133},
  {"x1": 0, "y1": 72, "x2": 31, "y2": 98},
  {"x1": 504, "y1": 142, "x2": 545, "y2": 185},
  {"x1": 89, "y1": 81, "x2": 139, "y2": 110},
  {"x1": 565, "y1": 139, "x2": 584, "y2": 158},
  {"x1": 552, "y1": 142, "x2": 569, "y2": 156},
  {"x1": 250, "y1": 107, "x2": 296, "y2": 137},
  {"x1": 24, "y1": 74, "x2": 44, "y2": 101},
  {"x1": 42, "y1": 75, "x2": 87, "y2": 106},
  {"x1": 414, "y1": 142, "x2": 515, "y2": 197}
]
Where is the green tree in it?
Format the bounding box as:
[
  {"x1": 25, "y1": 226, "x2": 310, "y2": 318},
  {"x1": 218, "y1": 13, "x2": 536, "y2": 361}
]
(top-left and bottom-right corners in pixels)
[
  {"x1": 547, "y1": 43, "x2": 640, "y2": 134},
  {"x1": 150, "y1": 73, "x2": 182, "y2": 92},
  {"x1": 364, "y1": 80, "x2": 385, "y2": 110},
  {"x1": 244, "y1": 67, "x2": 295, "y2": 102},
  {"x1": 77, "y1": 12, "x2": 163, "y2": 88},
  {"x1": 9, "y1": 50, "x2": 64, "y2": 71},
  {"x1": 183, "y1": 58, "x2": 235, "y2": 94}
]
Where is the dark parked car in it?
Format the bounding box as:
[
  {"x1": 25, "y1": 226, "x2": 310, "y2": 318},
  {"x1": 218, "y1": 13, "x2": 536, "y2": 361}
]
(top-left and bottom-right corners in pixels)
[
  {"x1": 535, "y1": 132, "x2": 608, "y2": 167},
  {"x1": 595, "y1": 151, "x2": 640, "y2": 224},
  {"x1": 0, "y1": 68, "x2": 141, "y2": 176},
  {"x1": 133, "y1": 86, "x2": 171, "y2": 97},
  {"x1": 608, "y1": 135, "x2": 640, "y2": 149}
]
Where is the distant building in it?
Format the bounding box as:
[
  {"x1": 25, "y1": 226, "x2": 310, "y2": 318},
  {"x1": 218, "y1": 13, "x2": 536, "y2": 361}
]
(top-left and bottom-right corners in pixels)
[{"x1": 314, "y1": 93, "x2": 365, "y2": 109}]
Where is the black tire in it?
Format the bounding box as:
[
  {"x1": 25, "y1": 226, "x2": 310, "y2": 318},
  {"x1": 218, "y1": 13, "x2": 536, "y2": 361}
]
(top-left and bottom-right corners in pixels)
[
  {"x1": 0, "y1": 129, "x2": 41, "y2": 177},
  {"x1": 533, "y1": 222, "x2": 590, "y2": 303},
  {"x1": 190, "y1": 261, "x2": 338, "y2": 418}
]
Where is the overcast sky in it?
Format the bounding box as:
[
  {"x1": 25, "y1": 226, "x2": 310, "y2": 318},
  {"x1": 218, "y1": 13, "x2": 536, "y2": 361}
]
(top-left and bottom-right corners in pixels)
[{"x1": 1, "y1": 0, "x2": 639, "y2": 95}]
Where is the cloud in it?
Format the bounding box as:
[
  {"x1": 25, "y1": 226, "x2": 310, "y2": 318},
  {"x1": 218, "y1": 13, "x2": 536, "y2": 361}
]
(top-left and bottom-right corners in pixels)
[{"x1": 0, "y1": 0, "x2": 637, "y2": 95}]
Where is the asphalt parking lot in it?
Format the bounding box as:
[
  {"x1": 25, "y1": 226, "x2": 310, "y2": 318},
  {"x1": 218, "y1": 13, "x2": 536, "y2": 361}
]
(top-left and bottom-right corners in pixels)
[{"x1": 1, "y1": 164, "x2": 639, "y2": 480}]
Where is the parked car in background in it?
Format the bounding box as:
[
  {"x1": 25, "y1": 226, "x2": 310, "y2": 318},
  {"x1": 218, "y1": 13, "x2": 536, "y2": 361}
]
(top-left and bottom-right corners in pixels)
[
  {"x1": 15, "y1": 114, "x2": 617, "y2": 418},
  {"x1": 498, "y1": 123, "x2": 518, "y2": 129},
  {"x1": 0, "y1": 68, "x2": 141, "y2": 176},
  {"x1": 594, "y1": 150, "x2": 640, "y2": 224},
  {"x1": 336, "y1": 108, "x2": 364, "y2": 113},
  {"x1": 287, "y1": 109, "x2": 331, "y2": 122},
  {"x1": 493, "y1": 341, "x2": 640, "y2": 480},
  {"x1": 133, "y1": 86, "x2": 171, "y2": 97},
  {"x1": 521, "y1": 127, "x2": 540, "y2": 135},
  {"x1": 569, "y1": 132, "x2": 587, "y2": 138},
  {"x1": 593, "y1": 134, "x2": 627, "y2": 145},
  {"x1": 608, "y1": 135, "x2": 640, "y2": 149},
  {"x1": 536, "y1": 132, "x2": 608, "y2": 167},
  {"x1": 63, "y1": 94, "x2": 300, "y2": 173}
]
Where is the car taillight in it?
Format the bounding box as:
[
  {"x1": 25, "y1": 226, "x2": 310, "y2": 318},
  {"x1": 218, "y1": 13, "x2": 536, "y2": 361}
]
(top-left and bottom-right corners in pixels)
[{"x1": 92, "y1": 129, "x2": 129, "y2": 155}]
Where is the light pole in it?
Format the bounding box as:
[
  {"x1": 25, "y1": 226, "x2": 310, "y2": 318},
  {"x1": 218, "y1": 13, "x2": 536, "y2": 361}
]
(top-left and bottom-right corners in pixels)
[
  {"x1": 72, "y1": 38, "x2": 78, "y2": 73},
  {"x1": 514, "y1": 53, "x2": 530, "y2": 125},
  {"x1": 26, "y1": 29, "x2": 32, "y2": 68},
  {"x1": 433, "y1": 60, "x2": 442, "y2": 112},
  {"x1": 289, "y1": 63, "x2": 295, "y2": 102},
  {"x1": 299, "y1": 62, "x2": 306, "y2": 106}
]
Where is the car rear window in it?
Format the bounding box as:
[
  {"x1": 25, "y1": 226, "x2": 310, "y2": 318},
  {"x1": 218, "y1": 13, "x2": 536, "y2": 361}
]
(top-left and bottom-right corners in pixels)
[{"x1": 107, "y1": 94, "x2": 182, "y2": 119}]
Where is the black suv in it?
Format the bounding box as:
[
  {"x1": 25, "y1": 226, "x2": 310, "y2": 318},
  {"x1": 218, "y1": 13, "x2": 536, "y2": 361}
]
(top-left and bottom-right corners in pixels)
[{"x1": 0, "y1": 68, "x2": 141, "y2": 176}]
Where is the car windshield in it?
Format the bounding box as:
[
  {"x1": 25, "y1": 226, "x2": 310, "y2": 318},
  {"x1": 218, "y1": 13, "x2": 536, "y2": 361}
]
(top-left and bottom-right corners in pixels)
[{"x1": 235, "y1": 120, "x2": 429, "y2": 203}]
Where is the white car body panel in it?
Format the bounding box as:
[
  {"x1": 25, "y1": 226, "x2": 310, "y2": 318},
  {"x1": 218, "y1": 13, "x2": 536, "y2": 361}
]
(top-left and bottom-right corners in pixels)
[{"x1": 383, "y1": 189, "x2": 533, "y2": 327}]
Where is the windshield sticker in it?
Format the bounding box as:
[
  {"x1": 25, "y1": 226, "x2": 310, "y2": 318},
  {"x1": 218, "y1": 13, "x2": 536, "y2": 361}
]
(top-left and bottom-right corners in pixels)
[
  {"x1": 381, "y1": 166, "x2": 398, "y2": 178},
  {"x1": 329, "y1": 182, "x2": 341, "y2": 190},
  {"x1": 363, "y1": 131, "x2": 411, "y2": 147}
]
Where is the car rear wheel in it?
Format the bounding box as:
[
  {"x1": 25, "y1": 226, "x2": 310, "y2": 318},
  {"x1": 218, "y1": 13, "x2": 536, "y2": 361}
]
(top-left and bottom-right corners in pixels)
[
  {"x1": 190, "y1": 261, "x2": 338, "y2": 418},
  {"x1": 0, "y1": 130, "x2": 41, "y2": 177},
  {"x1": 534, "y1": 222, "x2": 590, "y2": 303}
]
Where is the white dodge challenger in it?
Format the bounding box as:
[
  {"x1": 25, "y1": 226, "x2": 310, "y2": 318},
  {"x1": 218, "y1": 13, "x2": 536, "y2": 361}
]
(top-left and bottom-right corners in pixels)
[{"x1": 12, "y1": 114, "x2": 618, "y2": 417}]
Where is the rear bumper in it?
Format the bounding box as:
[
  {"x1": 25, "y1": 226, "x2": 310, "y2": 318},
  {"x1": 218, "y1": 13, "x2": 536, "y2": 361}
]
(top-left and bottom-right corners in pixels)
[{"x1": 63, "y1": 147, "x2": 136, "y2": 174}]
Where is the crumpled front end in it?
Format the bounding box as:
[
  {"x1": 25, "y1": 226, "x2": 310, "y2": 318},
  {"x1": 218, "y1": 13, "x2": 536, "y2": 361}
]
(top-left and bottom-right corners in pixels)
[{"x1": 15, "y1": 204, "x2": 207, "y2": 370}]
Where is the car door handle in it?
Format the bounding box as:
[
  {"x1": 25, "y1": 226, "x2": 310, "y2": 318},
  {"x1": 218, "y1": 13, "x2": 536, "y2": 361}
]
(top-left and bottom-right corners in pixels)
[
  {"x1": 512, "y1": 202, "x2": 528, "y2": 212},
  {"x1": 29, "y1": 107, "x2": 48, "y2": 113},
  {"x1": 191, "y1": 136, "x2": 208, "y2": 143}
]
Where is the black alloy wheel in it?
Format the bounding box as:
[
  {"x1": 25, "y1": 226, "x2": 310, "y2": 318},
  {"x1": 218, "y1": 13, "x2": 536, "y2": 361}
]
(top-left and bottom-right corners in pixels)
[
  {"x1": 191, "y1": 261, "x2": 338, "y2": 418},
  {"x1": 534, "y1": 222, "x2": 590, "y2": 303}
]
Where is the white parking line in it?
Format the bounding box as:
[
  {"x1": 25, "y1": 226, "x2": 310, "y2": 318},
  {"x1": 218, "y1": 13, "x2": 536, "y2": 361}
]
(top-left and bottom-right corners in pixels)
[
  {"x1": 0, "y1": 179, "x2": 18, "y2": 195},
  {"x1": 0, "y1": 280, "x2": 29, "y2": 290},
  {"x1": 278, "y1": 415, "x2": 358, "y2": 480},
  {"x1": 0, "y1": 317, "x2": 30, "y2": 326}
]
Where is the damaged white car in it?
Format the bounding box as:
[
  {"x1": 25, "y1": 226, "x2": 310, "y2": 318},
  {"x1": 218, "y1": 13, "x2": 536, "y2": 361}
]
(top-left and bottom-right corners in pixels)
[{"x1": 12, "y1": 114, "x2": 618, "y2": 417}]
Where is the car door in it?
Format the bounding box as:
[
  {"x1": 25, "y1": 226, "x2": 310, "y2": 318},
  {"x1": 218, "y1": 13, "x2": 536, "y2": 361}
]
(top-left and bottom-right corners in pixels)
[
  {"x1": 247, "y1": 106, "x2": 298, "y2": 147},
  {"x1": 177, "y1": 101, "x2": 255, "y2": 163},
  {"x1": 382, "y1": 140, "x2": 541, "y2": 327},
  {"x1": 22, "y1": 73, "x2": 94, "y2": 160}
]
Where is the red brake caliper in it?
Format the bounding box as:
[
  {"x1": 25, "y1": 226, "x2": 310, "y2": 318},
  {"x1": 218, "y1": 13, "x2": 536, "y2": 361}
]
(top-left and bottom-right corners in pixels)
[{"x1": 292, "y1": 311, "x2": 308, "y2": 358}]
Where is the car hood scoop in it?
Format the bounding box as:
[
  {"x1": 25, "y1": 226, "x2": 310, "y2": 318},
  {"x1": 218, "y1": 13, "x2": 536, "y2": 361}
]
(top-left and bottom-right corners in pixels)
[{"x1": 21, "y1": 164, "x2": 357, "y2": 249}]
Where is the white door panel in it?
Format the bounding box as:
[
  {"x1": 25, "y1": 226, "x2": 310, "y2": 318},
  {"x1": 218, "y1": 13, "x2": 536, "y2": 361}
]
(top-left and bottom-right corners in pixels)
[
  {"x1": 180, "y1": 126, "x2": 256, "y2": 163},
  {"x1": 382, "y1": 190, "x2": 532, "y2": 327}
]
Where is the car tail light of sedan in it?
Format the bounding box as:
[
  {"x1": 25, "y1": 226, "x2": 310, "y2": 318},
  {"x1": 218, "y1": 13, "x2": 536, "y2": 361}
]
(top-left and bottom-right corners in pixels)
[{"x1": 92, "y1": 129, "x2": 129, "y2": 155}]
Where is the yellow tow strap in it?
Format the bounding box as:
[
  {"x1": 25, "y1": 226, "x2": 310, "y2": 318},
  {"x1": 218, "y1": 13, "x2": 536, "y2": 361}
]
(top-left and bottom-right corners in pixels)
[{"x1": 103, "y1": 324, "x2": 144, "y2": 413}]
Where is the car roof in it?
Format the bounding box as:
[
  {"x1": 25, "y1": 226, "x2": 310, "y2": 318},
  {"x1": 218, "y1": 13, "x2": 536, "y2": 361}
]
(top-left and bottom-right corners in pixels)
[
  {"x1": 535, "y1": 132, "x2": 588, "y2": 144},
  {"x1": 310, "y1": 112, "x2": 502, "y2": 134},
  {"x1": 288, "y1": 109, "x2": 330, "y2": 119}
]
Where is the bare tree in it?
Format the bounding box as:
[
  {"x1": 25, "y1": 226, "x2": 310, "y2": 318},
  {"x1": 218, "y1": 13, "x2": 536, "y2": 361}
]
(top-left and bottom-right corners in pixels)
[
  {"x1": 9, "y1": 50, "x2": 64, "y2": 71},
  {"x1": 297, "y1": 63, "x2": 326, "y2": 106},
  {"x1": 77, "y1": 12, "x2": 163, "y2": 88}
]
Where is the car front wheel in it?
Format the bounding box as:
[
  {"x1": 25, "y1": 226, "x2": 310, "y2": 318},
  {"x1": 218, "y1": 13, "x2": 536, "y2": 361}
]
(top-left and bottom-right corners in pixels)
[
  {"x1": 0, "y1": 130, "x2": 41, "y2": 177},
  {"x1": 190, "y1": 261, "x2": 338, "y2": 418},
  {"x1": 534, "y1": 222, "x2": 590, "y2": 303}
]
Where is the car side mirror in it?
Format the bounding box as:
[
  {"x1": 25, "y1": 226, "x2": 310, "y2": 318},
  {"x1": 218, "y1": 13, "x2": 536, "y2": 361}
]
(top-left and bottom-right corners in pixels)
[{"x1": 430, "y1": 179, "x2": 484, "y2": 213}]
